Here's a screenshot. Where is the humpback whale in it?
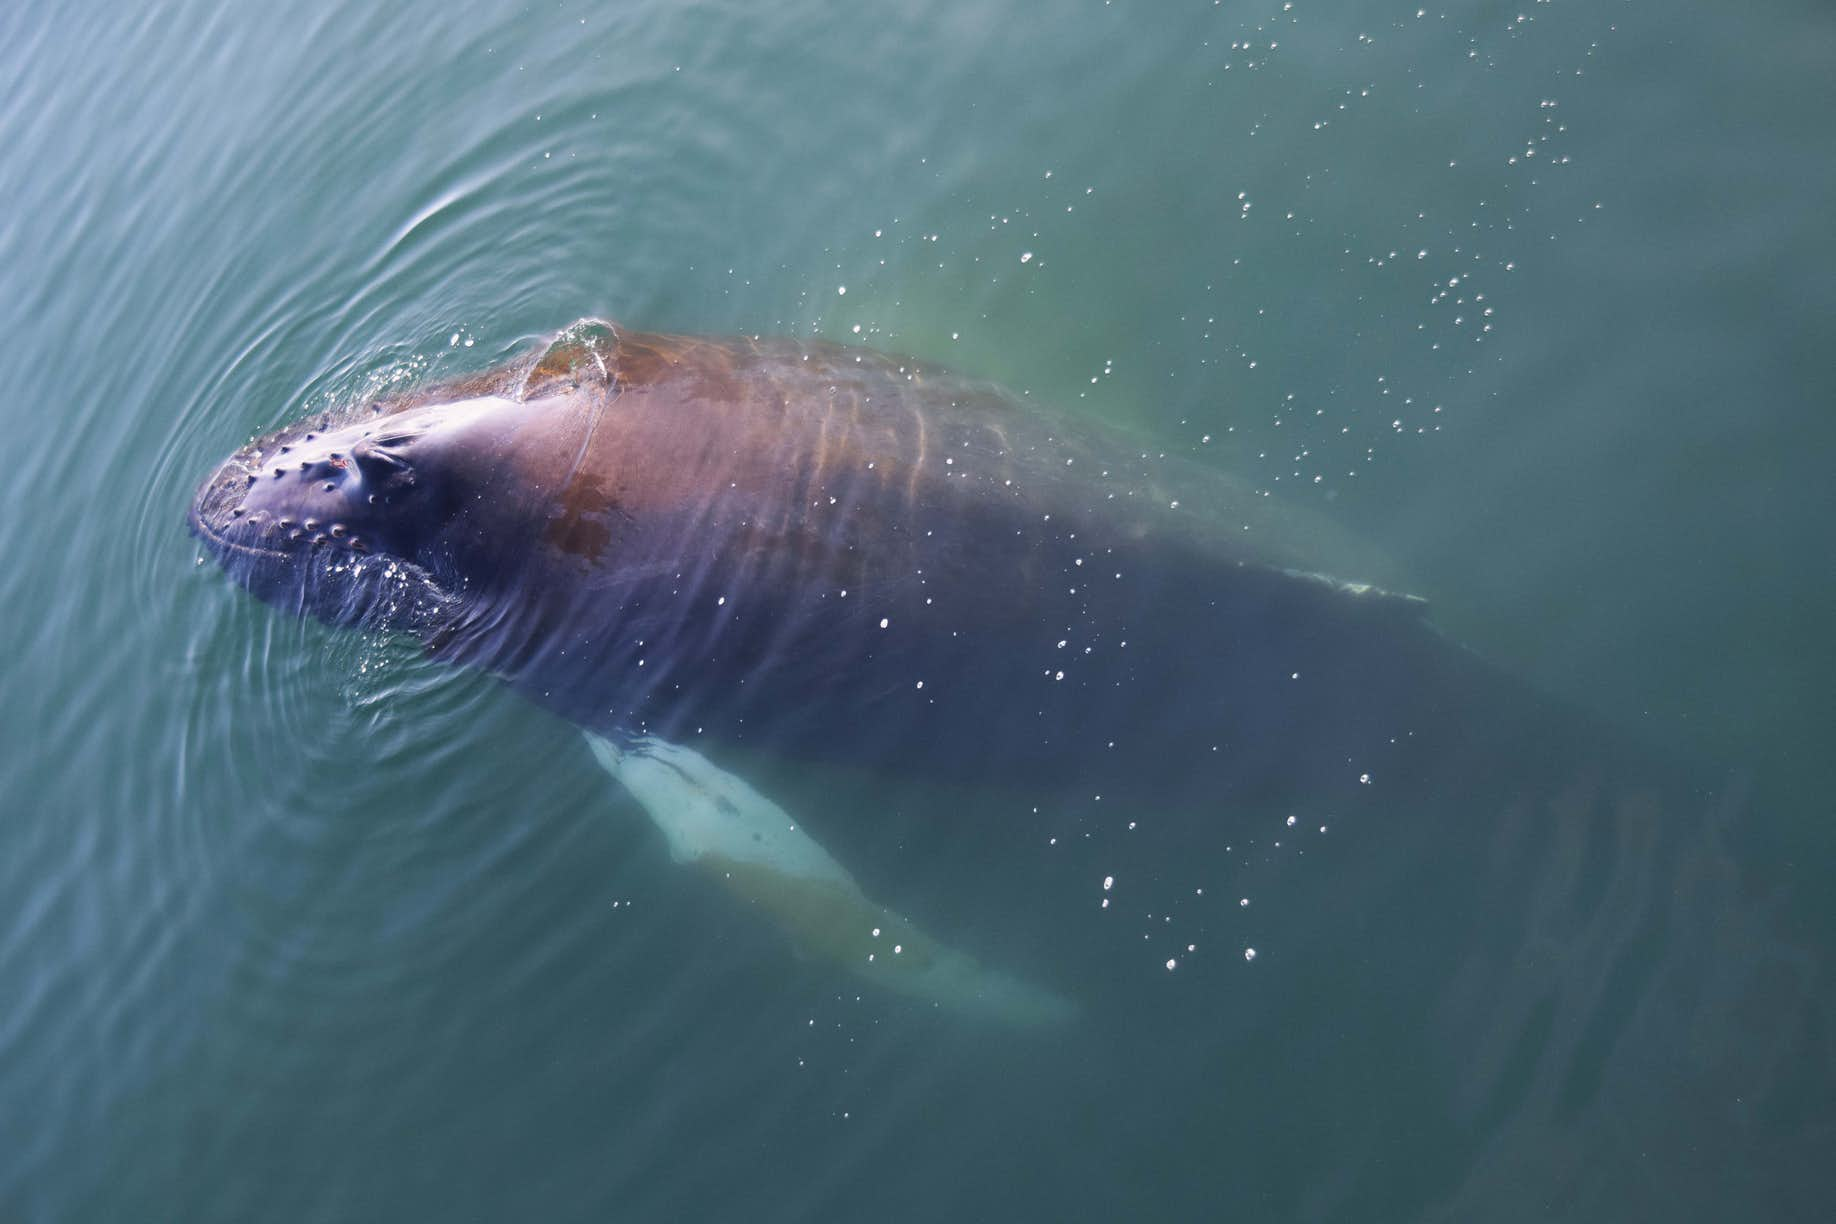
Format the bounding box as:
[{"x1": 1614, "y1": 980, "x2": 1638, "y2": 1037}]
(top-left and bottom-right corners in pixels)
[{"x1": 189, "y1": 319, "x2": 1683, "y2": 1022}]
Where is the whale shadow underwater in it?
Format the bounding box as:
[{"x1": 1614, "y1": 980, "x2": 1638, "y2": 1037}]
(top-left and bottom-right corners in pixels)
[{"x1": 190, "y1": 320, "x2": 1831, "y2": 1212}]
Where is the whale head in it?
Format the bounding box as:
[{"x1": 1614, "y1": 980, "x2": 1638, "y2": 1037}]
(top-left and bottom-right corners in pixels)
[{"x1": 188, "y1": 399, "x2": 509, "y2": 631}]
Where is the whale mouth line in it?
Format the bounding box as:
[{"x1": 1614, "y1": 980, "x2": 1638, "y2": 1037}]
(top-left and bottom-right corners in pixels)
[
  {"x1": 187, "y1": 504, "x2": 300, "y2": 561},
  {"x1": 189, "y1": 458, "x2": 306, "y2": 562}
]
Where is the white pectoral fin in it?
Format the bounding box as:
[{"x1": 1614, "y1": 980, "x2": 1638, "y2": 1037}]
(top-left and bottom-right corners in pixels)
[{"x1": 583, "y1": 732, "x2": 1075, "y2": 1026}]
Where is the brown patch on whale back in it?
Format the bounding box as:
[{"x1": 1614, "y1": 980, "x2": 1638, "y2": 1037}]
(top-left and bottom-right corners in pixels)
[
  {"x1": 544, "y1": 469, "x2": 627, "y2": 563},
  {"x1": 610, "y1": 332, "x2": 749, "y2": 404},
  {"x1": 590, "y1": 332, "x2": 954, "y2": 505},
  {"x1": 511, "y1": 328, "x2": 1040, "y2": 602},
  {"x1": 603, "y1": 333, "x2": 686, "y2": 390}
]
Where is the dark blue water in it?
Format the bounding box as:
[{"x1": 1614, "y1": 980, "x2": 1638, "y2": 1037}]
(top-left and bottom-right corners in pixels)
[{"x1": 4, "y1": 1, "x2": 1833, "y2": 1219}]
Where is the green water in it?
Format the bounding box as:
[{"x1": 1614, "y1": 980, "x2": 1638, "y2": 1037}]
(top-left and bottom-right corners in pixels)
[{"x1": 4, "y1": 1, "x2": 1833, "y2": 1220}]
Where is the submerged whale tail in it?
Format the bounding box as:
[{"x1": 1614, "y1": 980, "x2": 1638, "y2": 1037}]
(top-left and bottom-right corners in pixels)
[{"x1": 583, "y1": 733, "x2": 1076, "y2": 1026}]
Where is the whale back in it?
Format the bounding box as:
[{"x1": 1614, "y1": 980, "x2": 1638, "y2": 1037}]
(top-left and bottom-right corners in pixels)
[{"x1": 400, "y1": 323, "x2": 1467, "y2": 817}]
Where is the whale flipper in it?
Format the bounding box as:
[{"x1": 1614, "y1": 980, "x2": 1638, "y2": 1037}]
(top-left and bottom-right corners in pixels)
[{"x1": 583, "y1": 733, "x2": 1075, "y2": 1026}]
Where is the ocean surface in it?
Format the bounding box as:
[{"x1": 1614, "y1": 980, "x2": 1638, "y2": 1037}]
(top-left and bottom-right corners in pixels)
[{"x1": 3, "y1": 1, "x2": 1833, "y2": 1220}]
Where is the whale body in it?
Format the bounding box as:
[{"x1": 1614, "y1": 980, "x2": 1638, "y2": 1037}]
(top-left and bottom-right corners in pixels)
[{"x1": 189, "y1": 319, "x2": 1674, "y2": 1018}]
